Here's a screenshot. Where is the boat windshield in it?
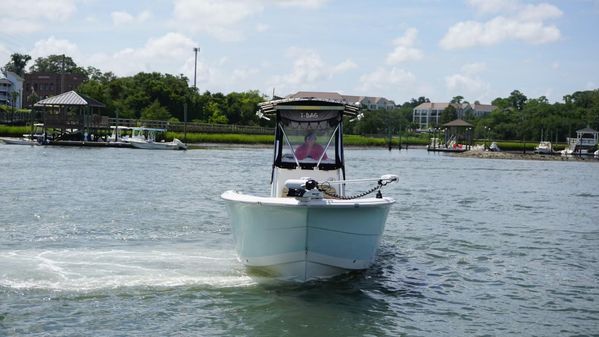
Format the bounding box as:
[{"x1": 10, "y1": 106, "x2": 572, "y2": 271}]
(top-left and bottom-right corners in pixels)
[{"x1": 276, "y1": 110, "x2": 340, "y2": 169}]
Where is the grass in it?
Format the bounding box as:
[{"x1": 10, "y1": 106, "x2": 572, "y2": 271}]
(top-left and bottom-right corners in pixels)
[{"x1": 0, "y1": 125, "x2": 29, "y2": 137}]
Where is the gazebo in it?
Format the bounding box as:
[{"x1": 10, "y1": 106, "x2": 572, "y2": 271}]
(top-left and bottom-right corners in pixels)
[
  {"x1": 34, "y1": 91, "x2": 107, "y2": 141},
  {"x1": 442, "y1": 119, "x2": 473, "y2": 149}
]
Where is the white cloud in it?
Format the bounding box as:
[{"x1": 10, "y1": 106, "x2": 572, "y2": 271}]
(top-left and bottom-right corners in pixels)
[
  {"x1": 111, "y1": 10, "x2": 152, "y2": 26},
  {"x1": 171, "y1": 0, "x2": 264, "y2": 41},
  {"x1": 445, "y1": 62, "x2": 490, "y2": 100},
  {"x1": 170, "y1": 0, "x2": 327, "y2": 41},
  {"x1": 441, "y1": 1, "x2": 562, "y2": 49},
  {"x1": 359, "y1": 67, "x2": 416, "y2": 92},
  {"x1": 274, "y1": 0, "x2": 329, "y2": 9},
  {"x1": 87, "y1": 32, "x2": 197, "y2": 77},
  {"x1": 30, "y1": 37, "x2": 80, "y2": 60},
  {"x1": 1, "y1": 0, "x2": 76, "y2": 33},
  {"x1": 331, "y1": 59, "x2": 358, "y2": 76},
  {"x1": 256, "y1": 23, "x2": 270, "y2": 32},
  {"x1": 268, "y1": 47, "x2": 357, "y2": 92},
  {"x1": 386, "y1": 28, "x2": 423, "y2": 64},
  {"x1": 467, "y1": 0, "x2": 520, "y2": 14}
]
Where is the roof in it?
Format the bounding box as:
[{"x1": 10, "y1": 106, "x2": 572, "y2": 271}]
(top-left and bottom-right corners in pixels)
[
  {"x1": 258, "y1": 97, "x2": 359, "y2": 117},
  {"x1": 576, "y1": 127, "x2": 598, "y2": 134},
  {"x1": 472, "y1": 103, "x2": 496, "y2": 112},
  {"x1": 286, "y1": 91, "x2": 395, "y2": 107},
  {"x1": 287, "y1": 91, "x2": 345, "y2": 101},
  {"x1": 34, "y1": 90, "x2": 106, "y2": 108},
  {"x1": 442, "y1": 119, "x2": 473, "y2": 127}
]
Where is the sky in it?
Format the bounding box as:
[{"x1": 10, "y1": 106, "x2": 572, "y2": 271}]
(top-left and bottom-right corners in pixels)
[{"x1": 1, "y1": 0, "x2": 598, "y2": 104}]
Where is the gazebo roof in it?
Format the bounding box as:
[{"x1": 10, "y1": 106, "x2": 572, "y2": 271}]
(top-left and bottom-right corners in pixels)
[
  {"x1": 576, "y1": 127, "x2": 598, "y2": 134},
  {"x1": 34, "y1": 91, "x2": 105, "y2": 108},
  {"x1": 442, "y1": 119, "x2": 473, "y2": 127}
]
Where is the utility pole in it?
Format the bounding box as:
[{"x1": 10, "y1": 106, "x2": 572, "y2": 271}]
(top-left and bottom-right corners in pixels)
[
  {"x1": 60, "y1": 54, "x2": 65, "y2": 94},
  {"x1": 193, "y1": 47, "x2": 200, "y2": 91}
]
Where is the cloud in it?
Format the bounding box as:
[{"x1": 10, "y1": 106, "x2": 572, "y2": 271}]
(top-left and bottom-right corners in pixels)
[
  {"x1": 87, "y1": 32, "x2": 198, "y2": 77},
  {"x1": 256, "y1": 23, "x2": 270, "y2": 32},
  {"x1": 171, "y1": 0, "x2": 265, "y2": 41},
  {"x1": 386, "y1": 28, "x2": 423, "y2": 64},
  {"x1": 111, "y1": 10, "x2": 152, "y2": 26},
  {"x1": 1, "y1": 0, "x2": 76, "y2": 33},
  {"x1": 170, "y1": 0, "x2": 327, "y2": 41},
  {"x1": 331, "y1": 59, "x2": 358, "y2": 76},
  {"x1": 359, "y1": 67, "x2": 416, "y2": 92},
  {"x1": 441, "y1": 1, "x2": 562, "y2": 49},
  {"x1": 274, "y1": 0, "x2": 329, "y2": 9},
  {"x1": 30, "y1": 37, "x2": 80, "y2": 60},
  {"x1": 268, "y1": 47, "x2": 357, "y2": 91},
  {"x1": 445, "y1": 62, "x2": 491, "y2": 100}
]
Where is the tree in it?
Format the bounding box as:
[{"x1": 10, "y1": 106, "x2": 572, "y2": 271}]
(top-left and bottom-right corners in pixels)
[
  {"x1": 440, "y1": 104, "x2": 458, "y2": 124},
  {"x1": 29, "y1": 54, "x2": 87, "y2": 76},
  {"x1": 508, "y1": 90, "x2": 527, "y2": 111},
  {"x1": 451, "y1": 95, "x2": 464, "y2": 104},
  {"x1": 141, "y1": 100, "x2": 172, "y2": 120},
  {"x1": 3, "y1": 53, "x2": 31, "y2": 77}
]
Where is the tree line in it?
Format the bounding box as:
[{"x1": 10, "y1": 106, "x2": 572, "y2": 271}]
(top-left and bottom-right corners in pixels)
[{"x1": 3, "y1": 53, "x2": 599, "y2": 141}]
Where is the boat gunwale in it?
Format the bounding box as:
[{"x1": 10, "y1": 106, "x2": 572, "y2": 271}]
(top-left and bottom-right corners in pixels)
[{"x1": 221, "y1": 190, "x2": 395, "y2": 208}]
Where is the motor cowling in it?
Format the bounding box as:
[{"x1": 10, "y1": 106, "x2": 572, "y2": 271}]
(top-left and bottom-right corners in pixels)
[{"x1": 284, "y1": 178, "x2": 323, "y2": 199}]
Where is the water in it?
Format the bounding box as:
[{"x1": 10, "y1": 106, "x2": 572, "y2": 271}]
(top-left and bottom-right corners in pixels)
[{"x1": 1, "y1": 145, "x2": 598, "y2": 336}]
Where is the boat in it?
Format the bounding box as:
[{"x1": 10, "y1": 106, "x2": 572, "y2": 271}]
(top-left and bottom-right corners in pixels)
[
  {"x1": 221, "y1": 98, "x2": 398, "y2": 282},
  {"x1": 0, "y1": 137, "x2": 40, "y2": 145},
  {"x1": 127, "y1": 127, "x2": 187, "y2": 150},
  {"x1": 489, "y1": 142, "x2": 500, "y2": 152},
  {"x1": 426, "y1": 137, "x2": 467, "y2": 152},
  {"x1": 0, "y1": 123, "x2": 46, "y2": 145},
  {"x1": 534, "y1": 141, "x2": 553, "y2": 154}
]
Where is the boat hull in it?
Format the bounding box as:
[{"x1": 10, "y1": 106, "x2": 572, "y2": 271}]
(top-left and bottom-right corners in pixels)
[
  {"x1": 0, "y1": 137, "x2": 39, "y2": 145},
  {"x1": 129, "y1": 138, "x2": 186, "y2": 150},
  {"x1": 221, "y1": 190, "x2": 394, "y2": 281}
]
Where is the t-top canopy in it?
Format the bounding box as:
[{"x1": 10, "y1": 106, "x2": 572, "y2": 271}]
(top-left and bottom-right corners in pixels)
[{"x1": 258, "y1": 98, "x2": 360, "y2": 119}]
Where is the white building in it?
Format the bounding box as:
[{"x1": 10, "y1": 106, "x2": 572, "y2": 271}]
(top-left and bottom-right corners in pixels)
[
  {"x1": 413, "y1": 101, "x2": 496, "y2": 129},
  {"x1": 0, "y1": 71, "x2": 24, "y2": 109},
  {"x1": 287, "y1": 91, "x2": 396, "y2": 110}
]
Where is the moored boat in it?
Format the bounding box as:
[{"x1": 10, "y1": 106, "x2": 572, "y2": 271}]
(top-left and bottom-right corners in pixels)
[
  {"x1": 127, "y1": 127, "x2": 187, "y2": 150},
  {"x1": 221, "y1": 98, "x2": 398, "y2": 282},
  {"x1": 0, "y1": 123, "x2": 46, "y2": 145},
  {"x1": 534, "y1": 141, "x2": 553, "y2": 154},
  {"x1": 0, "y1": 137, "x2": 40, "y2": 145}
]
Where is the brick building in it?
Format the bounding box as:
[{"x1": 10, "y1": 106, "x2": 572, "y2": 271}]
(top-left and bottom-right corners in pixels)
[{"x1": 23, "y1": 72, "x2": 86, "y2": 107}]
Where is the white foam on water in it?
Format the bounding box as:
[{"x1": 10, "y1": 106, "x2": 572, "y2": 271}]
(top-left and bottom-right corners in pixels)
[{"x1": 0, "y1": 246, "x2": 256, "y2": 291}]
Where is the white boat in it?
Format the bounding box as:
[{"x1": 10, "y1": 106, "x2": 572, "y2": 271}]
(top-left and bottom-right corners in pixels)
[
  {"x1": 534, "y1": 141, "x2": 553, "y2": 154},
  {"x1": 489, "y1": 142, "x2": 501, "y2": 152},
  {"x1": 0, "y1": 123, "x2": 46, "y2": 145},
  {"x1": 0, "y1": 137, "x2": 40, "y2": 145},
  {"x1": 127, "y1": 127, "x2": 187, "y2": 150},
  {"x1": 221, "y1": 98, "x2": 398, "y2": 282}
]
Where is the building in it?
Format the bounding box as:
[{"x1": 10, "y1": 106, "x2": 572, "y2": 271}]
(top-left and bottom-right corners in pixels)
[
  {"x1": 0, "y1": 71, "x2": 24, "y2": 108},
  {"x1": 413, "y1": 101, "x2": 497, "y2": 129},
  {"x1": 287, "y1": 91, "x2": 396, "y2": 110},
  {"x1": 23, "y1": 72, "x2": 86, "y2": 107}
]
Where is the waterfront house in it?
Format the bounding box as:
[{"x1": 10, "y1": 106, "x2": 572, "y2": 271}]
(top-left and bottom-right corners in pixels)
[
  {"x1": 287, "y1": 91, "x2": 396, "y2": 110},
  {"x1": 413, "y1": 101, "x2": 496, "y2": 129}
]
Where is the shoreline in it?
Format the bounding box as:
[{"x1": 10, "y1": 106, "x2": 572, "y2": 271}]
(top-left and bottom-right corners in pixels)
[{"x1": 452, "y1": 150, "x2": 599, "y2": 162}]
